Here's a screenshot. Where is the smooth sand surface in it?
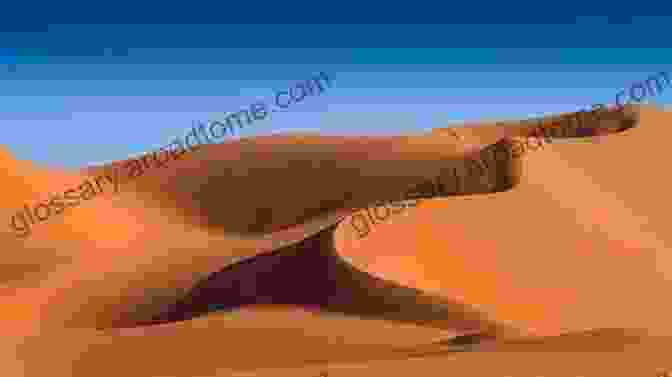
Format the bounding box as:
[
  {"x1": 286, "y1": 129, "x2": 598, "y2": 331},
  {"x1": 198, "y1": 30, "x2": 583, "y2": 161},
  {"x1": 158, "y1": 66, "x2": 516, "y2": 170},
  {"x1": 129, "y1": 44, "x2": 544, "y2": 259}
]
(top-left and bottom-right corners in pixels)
[
  {"x1": 228, "y1": 328, "x2": 672, "y2": 377},
  {"x1": 13, "y1": 319, "x2": 672, "y2": 376},
  {"x1": 3, "y1": 105, "x2": 671, "y2": 376},
  {"x1": 337, "y1": 105, "x2": 672, "y2": 337}
]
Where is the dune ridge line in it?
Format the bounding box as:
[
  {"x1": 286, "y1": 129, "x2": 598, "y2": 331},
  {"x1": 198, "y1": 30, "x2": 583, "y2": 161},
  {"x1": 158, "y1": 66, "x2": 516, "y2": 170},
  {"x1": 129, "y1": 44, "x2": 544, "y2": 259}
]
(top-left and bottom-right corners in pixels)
[{"x1": 7, "y1": 72, "x2": 333, "y2": 238}]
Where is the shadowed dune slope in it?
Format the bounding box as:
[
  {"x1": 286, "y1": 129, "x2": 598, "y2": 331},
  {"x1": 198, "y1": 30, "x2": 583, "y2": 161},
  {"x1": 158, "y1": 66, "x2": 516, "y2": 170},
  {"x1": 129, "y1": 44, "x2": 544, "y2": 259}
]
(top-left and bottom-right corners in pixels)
[{"x1": 143, "y1": 223, "x2": 517, "y2": 339}]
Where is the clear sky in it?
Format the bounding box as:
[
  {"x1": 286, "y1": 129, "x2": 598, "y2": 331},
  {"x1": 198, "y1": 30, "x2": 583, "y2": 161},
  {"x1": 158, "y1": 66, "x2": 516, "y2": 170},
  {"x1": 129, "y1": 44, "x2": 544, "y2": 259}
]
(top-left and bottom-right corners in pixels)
[{"x1": 1, "y1": 23, "x2": 670, "y2": 168}]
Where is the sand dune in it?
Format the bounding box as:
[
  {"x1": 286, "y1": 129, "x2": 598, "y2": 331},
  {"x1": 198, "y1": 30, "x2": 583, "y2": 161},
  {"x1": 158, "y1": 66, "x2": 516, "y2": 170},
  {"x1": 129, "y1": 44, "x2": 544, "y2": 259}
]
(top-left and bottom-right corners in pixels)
[
  {"x1": 3, "y1": 105, "x2": 672, "y2": 376},
  {"x1": 231, "y1": 328, "x2": 672, "y2": 377},
  {"x1": 13, "y1": 319, "x2": 672, "y2": 376},
  {"x1": 337, "y1": 104, "x2": 672, "y2": 337}
]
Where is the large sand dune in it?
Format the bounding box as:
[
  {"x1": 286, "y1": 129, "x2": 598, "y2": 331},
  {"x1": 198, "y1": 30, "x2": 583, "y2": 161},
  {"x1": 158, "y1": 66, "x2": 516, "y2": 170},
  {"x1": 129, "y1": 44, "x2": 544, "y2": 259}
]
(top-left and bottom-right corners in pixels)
[
  {"x1": 337, "y1": 104, "x2": 672, "y2": 337},
  {"x1": 3, "y1": 105, "x2": 672, "y2": 376}
]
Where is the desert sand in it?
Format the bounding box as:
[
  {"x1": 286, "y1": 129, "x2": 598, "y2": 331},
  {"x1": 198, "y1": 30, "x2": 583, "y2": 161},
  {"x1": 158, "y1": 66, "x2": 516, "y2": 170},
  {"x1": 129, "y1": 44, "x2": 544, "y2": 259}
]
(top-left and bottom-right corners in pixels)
[
  {"x1": 3, "y1": 105, "x2": 672, "y2": 376},
  {"x1": 339, "y1": 104, "x2": 672, "y2": 337}
]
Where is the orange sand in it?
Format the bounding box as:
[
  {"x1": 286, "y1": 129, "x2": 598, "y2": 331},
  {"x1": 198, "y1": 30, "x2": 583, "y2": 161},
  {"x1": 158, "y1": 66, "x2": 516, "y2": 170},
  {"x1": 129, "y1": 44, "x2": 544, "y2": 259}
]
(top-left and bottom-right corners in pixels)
[{"x1": 3, "y1": 105, "x2": 672, "y2": 376}]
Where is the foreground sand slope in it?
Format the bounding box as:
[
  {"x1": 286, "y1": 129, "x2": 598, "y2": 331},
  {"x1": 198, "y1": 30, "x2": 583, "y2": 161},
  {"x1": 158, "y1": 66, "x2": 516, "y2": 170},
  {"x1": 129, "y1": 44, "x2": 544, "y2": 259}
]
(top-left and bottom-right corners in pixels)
[
  {"x1": 337, "y1": 105, "x2": 672, "y2": 336},
  {"x1": 233, "y1": 329, "x2": 672, "y2": 377},
  {"x1": 13, "y1": 309, "x2": 672, "y2": 377},
  {"x1": 14, "y1": 320, "x2": 672, "y2": 376}
]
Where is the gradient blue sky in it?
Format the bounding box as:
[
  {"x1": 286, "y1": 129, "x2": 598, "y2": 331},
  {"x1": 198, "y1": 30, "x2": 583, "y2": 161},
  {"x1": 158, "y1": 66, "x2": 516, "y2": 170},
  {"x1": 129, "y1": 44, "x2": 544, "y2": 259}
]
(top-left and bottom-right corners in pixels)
[{"x1": 1, "y1": 22, "x2": 671, "y2": 168}]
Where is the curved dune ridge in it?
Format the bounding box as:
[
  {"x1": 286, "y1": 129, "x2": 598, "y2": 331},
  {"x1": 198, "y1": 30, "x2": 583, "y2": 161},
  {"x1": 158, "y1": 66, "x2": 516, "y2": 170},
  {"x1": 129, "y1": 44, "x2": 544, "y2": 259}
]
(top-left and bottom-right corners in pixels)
[
  {"x1": 5, "y1": 104, "x2": 672, "y2": 376},
  {"x1": 337, "y1": 105, "x2": 672, "y2": 338}
]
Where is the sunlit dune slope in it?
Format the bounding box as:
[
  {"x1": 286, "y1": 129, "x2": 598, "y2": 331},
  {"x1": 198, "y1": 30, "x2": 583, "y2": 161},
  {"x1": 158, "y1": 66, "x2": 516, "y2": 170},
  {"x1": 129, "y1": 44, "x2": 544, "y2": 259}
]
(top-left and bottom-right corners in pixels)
[
  {"x1": 252, "y1": 328, "x2": 672, "y2": 377},
  {"x1": 16, "y1": 319, "x2": 672, "y2": 376},
  {"x1": 336, "y1": 105, "x2": 672, "y2": 336},
  {"x1": 16, "y1": 307, "x2": 465, "y2": 376}
]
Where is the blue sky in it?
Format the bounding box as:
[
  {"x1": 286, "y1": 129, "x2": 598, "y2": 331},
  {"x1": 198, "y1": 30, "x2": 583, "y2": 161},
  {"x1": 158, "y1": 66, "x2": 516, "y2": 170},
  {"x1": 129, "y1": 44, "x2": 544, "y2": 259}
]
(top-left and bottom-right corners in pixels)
[{"x1": 1, "y1": 23, "x2": 671, "y2": 168}]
